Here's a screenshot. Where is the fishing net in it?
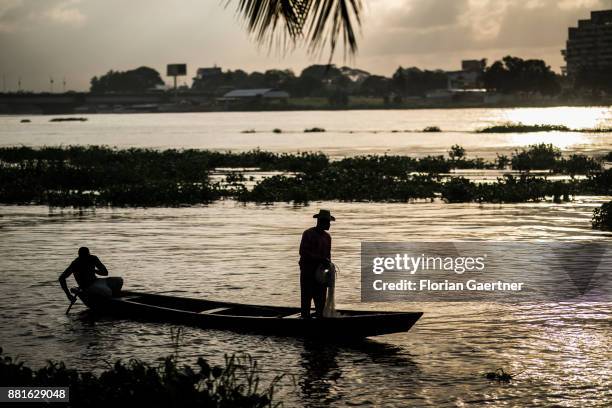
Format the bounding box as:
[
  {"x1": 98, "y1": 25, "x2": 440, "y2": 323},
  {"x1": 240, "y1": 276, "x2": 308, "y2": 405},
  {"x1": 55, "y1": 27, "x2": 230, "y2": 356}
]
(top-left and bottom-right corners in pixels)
[{"x1": 323, "y1": 263, "x2": 339, "y2": 318}]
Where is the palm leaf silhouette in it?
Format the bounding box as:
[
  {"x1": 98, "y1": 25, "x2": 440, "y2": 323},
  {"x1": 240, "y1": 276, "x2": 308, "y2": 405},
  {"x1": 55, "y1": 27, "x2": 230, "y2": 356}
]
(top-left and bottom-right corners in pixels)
[{"x1": 229, "y1": 0, "x2": 362, "y2": 58}]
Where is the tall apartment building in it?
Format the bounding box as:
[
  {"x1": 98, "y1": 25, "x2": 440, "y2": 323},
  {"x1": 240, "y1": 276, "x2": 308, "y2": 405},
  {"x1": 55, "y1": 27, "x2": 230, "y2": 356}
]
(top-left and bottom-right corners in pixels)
[{"x1": 562, "y1": 10, "x2": 612, "y2": 76}]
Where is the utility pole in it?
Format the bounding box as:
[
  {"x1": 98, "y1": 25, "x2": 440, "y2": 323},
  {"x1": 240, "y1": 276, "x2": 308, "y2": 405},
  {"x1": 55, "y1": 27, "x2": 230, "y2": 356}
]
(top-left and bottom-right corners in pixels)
[
  {"x1": 17, "y1": 77, "x2": 21, "y2": 92},
  {"x1": 62, "y1": 77, "x2": 66, "y2": 93},
  {"x1": 50, "y1": 77, "x2": 54, "y2": 93},
  {"x1": 2, "y1": 74, "x2": 5, "y2": 93}
]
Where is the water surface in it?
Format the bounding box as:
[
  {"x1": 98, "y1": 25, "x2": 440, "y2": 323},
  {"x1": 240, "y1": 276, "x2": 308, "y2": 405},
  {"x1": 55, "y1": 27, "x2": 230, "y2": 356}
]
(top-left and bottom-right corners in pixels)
[
  {"x1": 1, "y1": 107, "x2": 611, "y2": 406},
  {"x1": 2, "y1": 107, "x2": 612, "y2": 159},
  {"x1": 0, "y1": 200, "x2": 610, "y2": 407}
]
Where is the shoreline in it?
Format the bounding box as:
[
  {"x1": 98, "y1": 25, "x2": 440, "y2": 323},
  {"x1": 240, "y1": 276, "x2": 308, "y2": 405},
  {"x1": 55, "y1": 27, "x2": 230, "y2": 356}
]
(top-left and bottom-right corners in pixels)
[{"x1": 1, "y1": 94, "x2": 612, "y2": 115}]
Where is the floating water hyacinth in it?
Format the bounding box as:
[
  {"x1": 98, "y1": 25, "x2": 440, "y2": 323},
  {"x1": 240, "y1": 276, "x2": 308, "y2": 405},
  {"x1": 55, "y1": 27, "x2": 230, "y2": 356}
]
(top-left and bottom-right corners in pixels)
[{"x1": 0, "y1": 146, "x2": 610, "y2": 206}]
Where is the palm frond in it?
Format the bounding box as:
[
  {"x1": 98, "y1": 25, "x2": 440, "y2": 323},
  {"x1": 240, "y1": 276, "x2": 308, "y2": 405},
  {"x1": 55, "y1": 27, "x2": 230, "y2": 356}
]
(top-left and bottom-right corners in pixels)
[{"x1": 229, "y1": 0, "x2": 362, "y2": 58}]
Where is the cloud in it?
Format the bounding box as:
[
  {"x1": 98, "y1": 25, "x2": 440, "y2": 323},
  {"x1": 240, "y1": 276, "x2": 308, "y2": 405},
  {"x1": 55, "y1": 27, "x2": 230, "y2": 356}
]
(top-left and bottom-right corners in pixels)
[
  {"x1": 0, "y1": 0, "x2": 85, "y2": 32},
  {"x1": 1, "y1": 0, "x2": 611, "y2": 91},
  {"x1": 45, "y1": 0, "x2": 86, "y2": 27},
  {"x1": 389, "y1": 0, "x2": 469, "y2": 29},
  {"x1": 493, "y1": 0, "x2": 606, "y2": 48},
  {"x1": 0, "y1": 0, "x2": 28, "y2": 32},
  {"x1": 360, "y1": 0, "x2": 609, "y2": 68}
]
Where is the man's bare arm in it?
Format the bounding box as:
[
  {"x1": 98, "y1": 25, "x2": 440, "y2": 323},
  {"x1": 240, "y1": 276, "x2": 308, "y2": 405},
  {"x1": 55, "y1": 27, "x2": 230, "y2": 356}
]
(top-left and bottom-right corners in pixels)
[
  {"x1": 93, "y1": 256, "x2": 108, "y2": 276},
  {"x1": 59, "y1": 265, "x2": 76, "y2": 302}
]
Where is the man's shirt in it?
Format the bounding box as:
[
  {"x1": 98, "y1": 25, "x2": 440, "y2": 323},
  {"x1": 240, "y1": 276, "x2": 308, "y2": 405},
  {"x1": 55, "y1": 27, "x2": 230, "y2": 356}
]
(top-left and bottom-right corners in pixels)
[{"x1": 299, "y1": 227, "x2": 331, "y2": 268}]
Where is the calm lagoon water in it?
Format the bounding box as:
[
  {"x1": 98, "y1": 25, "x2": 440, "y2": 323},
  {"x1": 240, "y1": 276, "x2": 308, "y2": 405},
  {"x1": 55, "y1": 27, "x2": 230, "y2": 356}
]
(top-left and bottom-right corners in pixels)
[
  {"x1": 0, "y1": 107, "x2": 611, "y2": 407},
  {"x1": 2, "y1": 106, "x2": 612, "y2": 158}
]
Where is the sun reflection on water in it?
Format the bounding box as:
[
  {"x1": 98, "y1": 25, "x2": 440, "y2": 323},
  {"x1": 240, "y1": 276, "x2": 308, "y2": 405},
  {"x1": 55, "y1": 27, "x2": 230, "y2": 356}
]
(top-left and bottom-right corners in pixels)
[
  {"x1": 509, "y1": 132, "x2": 590, "y2": 149},
  {"x1": 500, "y1": 107, "x2": 611, "y2": 130}
]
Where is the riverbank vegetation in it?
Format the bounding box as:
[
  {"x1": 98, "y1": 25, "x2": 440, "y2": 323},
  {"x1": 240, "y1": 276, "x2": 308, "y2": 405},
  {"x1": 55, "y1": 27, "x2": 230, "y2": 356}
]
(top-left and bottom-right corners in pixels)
[
  {"x1": 0, "y1": 145, "x2": 611, "y2": 207},
  {"x1": 304, "y1": 127, "x2": 326, "y2": 133},
  {"x1": 0, "y1": 347, "x2": 281, "y2": 407},
  {"x1": 50, "y1": 117, "x2": 88, "y2": 122},
  {"x1": 592, "y1": 201, "x2": 612, "y2": 231},
  {"x1": 478, "y1": 123, "x2": 570, "y2": 133},
  {"x1": 478, "y1": 123, "x2": 612, "y2": 133}
]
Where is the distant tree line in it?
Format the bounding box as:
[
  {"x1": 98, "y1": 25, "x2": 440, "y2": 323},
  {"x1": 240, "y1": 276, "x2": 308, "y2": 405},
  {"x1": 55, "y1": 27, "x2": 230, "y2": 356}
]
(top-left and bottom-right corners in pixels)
[
  {"x1": 191, "y1": 65, "x2": 449, "y2": 101},
  {"x1": 482, "y1": 56, "x2": 560, "y2": 95},
  {"x1": 574, "y1": 66, "x2": 612, "y2": 95},
  {"x1": 89, "y1": 57, "x2": 611, "y2": 98},
  {"x1": 90, "y1": 67, "x2": 164, "y2": 94}
]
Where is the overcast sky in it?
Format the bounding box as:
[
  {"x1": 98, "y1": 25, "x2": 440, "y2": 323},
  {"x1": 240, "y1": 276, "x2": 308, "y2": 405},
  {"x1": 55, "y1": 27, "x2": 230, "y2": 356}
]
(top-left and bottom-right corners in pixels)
[{"x1": 1, "y1": 0, "x2": 611, "y2": 92}]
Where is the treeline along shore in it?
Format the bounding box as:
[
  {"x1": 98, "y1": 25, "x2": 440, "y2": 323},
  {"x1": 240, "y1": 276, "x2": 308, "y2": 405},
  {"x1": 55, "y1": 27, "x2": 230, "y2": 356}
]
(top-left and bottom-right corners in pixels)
[
  {"x1": 3, "y1": 56, "x2": 612, "y2": 114},
  {"x1": 4, "y1": 92, "x2": 612, "y2": 115},
  {"x1": 2, "y1": 145, "x2": 612, "y2": 208}
]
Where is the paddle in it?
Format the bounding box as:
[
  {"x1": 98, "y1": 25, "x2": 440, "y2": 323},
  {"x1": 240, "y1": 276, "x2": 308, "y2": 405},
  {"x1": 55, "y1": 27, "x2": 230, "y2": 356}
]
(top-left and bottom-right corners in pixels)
[
  {"x1": 65, "y1": 288, "x2": 81, "y2": 315},
  {"x1": 65, "y1": 297, "x2": 77, "y2": 315}
]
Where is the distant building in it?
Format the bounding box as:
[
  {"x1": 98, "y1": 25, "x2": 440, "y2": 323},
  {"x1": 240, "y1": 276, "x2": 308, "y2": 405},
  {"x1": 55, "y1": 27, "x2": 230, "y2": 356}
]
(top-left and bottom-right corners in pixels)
[
  {"x1": 446, "y1": 59, "x2": 486, "y2": 89},
  {"x1": 220, "y1": 88, "x2": 289, "y2": 100},
  {"x1": 426, "y1": 88, "x2": 488, "y2": 103},
  {"x1": 447, "y1": 71, "x2": 481, "y2": 89},
  {"x1": 339, "y1": 66, "x2": 371, "y2": 83},
  {"x1": 217, "y1": 88, "x2": 290, "y2": 105},
  {"x1": 195, "y1": 67, "x2": 223, "y2": 80},
  {"x1": 192, "y1": 67, "x2": 224, "y2": 91},
  {"x1": 461, "y1": 59, "x2": 487, "y2": 72},
  {"x1": 562, "y1": 10, "x2": 612, "y2": 76}
]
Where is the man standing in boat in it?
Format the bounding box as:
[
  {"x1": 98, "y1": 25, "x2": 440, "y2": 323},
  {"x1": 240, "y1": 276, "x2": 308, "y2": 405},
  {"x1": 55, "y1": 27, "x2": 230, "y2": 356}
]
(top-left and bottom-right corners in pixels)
[
  {"x1": 59, "y1": 247, "x2": 123, "y2": 302},
  {"x1": 299, "y1": 209, "x2": 334, "y2": 318}
]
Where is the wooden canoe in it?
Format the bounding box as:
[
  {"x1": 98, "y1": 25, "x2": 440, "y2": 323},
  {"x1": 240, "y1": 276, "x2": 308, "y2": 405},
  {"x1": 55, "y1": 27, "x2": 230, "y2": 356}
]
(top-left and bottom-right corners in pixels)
[{"x1": 76, "y1": 290, "x2": 423, "y2": 340}]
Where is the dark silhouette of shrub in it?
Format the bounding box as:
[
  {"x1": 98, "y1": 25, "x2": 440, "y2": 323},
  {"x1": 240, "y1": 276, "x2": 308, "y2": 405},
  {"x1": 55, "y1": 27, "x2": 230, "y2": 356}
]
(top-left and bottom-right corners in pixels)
[
  {"x1": 0, "y1": 347, "x2": 281, "y2": 407},
  {"x1": 592, "y1": 201, "x2": 612, "y2": 230}
]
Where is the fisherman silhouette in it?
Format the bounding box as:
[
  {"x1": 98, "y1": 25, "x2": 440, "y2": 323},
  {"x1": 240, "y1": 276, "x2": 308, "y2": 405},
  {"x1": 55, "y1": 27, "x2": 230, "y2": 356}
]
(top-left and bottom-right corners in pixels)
[
  {"x1": 59, "y1": 247, "x2": 123, "y2": 302},
  {"x1": 299, "y1": 209, "x2": 334, "y2": 318}
]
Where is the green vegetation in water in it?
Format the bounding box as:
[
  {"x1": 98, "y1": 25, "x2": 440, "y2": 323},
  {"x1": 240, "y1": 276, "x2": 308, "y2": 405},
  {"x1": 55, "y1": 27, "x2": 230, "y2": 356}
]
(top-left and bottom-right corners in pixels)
[
  {"x1": 577, "y1": 127, "x2": 612, "y2": 133},
  {"x1": 478, "y1": 123, "x2": 612, "y2": 134},
  {"x1": 511, "y1": 144, "x2": 601, "y2": 175},
  {"x1": 241, "y1": 129, "x2": 257, "y2": 134},
  {"x1": 483, "y1": 368, "x2": 513, "y2": 383},
  {"x1": 448, "y1": 145, "x2": 465, "y2": 160},
  {"x1": 478, "y1": 123, "x2": 570, "y2": 133},
  {"x1": 304, "y1": 127, "x2": 326, "y2": 133},
  {"x1": 272, "y1": 128, "x2": 282, "y2": 134},
  {"x1": 0, "y1": 145, "x2": 610, "y2": 207},
  {"x1": 440, "y1": 175, "x2": 575, "y2": 204},
  {"x1": 0, "y1": 346, "x2": 282, "y2": 407},
  {"x1": 20, "y1": 119, "x2": 31, "y2": 123},
  {"x1": 423, "y1": 126, "x2": 441, "y2": 132},
  {"x1": 592, "y1": 201, "x2": 612, "y2": 231},
  {"x1": 0, "y1": 146, "x2": 220, "y2": 207},
  {"x1": 49, "y1": 117, "x2": 88, "y2": 122}
]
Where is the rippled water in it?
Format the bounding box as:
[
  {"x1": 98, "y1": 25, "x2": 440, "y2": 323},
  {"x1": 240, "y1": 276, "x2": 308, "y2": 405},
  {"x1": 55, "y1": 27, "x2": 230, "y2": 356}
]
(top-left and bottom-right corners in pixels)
[
  {"x1": 0, "y1": 200, "x2": 610, "y2": 407},
  {"x1": 1, "y1": 107, "x2": 611, "y2": 406},
  {"x1": 1, "y1": 107, "x2": 612, "y2": 159}
]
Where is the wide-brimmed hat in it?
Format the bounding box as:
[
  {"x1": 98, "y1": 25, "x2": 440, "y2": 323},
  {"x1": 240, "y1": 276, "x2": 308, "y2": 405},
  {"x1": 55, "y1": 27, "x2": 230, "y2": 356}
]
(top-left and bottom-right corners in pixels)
[{"x1": 313, "y1": 209, "x2": 335, "y2": 221}]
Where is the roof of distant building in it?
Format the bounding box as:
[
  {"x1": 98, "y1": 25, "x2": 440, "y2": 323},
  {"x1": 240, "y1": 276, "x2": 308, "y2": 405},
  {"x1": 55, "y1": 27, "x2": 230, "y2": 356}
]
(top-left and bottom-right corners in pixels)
[{"x1": 222, "y1": 88, "x2": 289, "y2": 98}]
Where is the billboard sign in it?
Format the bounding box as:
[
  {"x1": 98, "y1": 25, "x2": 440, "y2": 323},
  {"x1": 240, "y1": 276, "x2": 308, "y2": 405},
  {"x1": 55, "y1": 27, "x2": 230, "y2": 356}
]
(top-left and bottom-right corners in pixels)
[{"x1": 167, "y1": 64, "x2": 187, "y2": 76}]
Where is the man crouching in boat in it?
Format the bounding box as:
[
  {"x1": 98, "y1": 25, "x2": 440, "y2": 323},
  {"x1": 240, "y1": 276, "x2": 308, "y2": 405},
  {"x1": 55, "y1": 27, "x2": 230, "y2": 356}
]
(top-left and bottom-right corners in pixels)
[
  {"x1": 299, "y1": 209, "x2": 334, "y2": 319},
  {"x1": 59, "y1": 247, "x2": 123, "y2": 303}
]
